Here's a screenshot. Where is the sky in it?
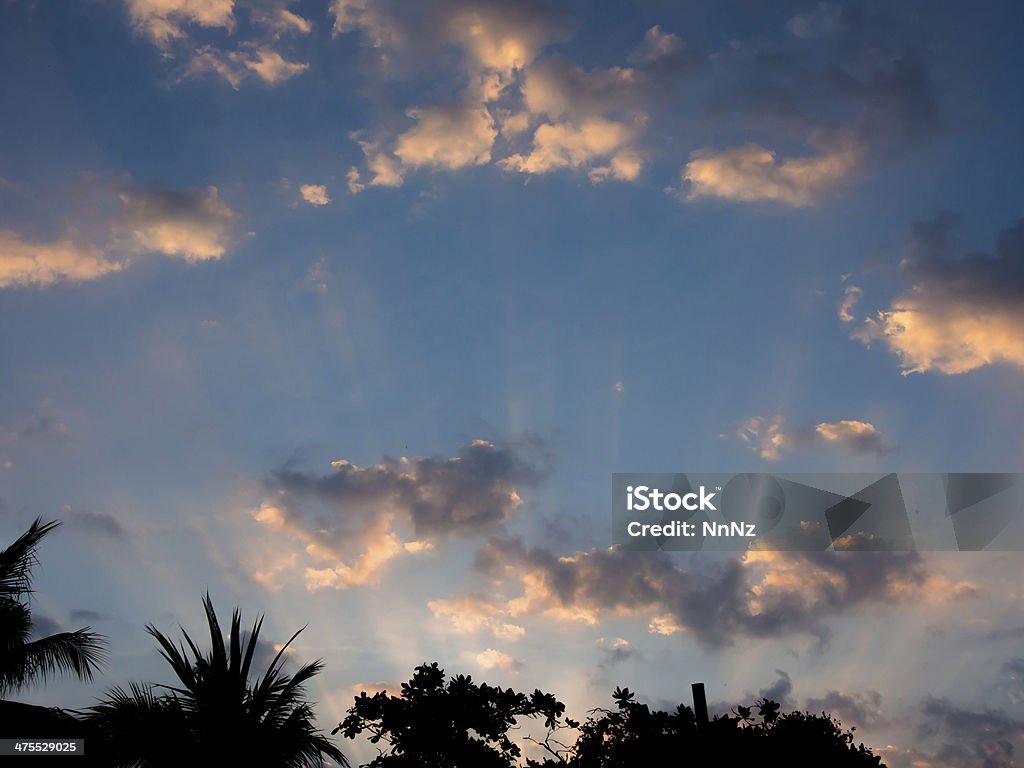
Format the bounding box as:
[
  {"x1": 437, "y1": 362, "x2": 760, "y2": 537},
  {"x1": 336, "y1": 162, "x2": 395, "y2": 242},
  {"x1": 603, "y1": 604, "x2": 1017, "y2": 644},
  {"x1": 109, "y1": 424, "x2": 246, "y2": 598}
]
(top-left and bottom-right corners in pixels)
[{"x1": 2, "y1": 1, "x2": 1024, "y2": 766}]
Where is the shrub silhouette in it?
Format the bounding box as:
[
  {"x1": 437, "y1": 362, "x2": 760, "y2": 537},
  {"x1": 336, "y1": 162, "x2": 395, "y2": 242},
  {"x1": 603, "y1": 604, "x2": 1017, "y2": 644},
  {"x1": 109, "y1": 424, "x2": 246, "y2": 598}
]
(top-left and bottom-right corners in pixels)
[
  {"x1": 0, "y1": 519, "x2": 107, "y2": 697},
  {"x1": 85, "y1": 593, "x2": 347, "y2": 768},
  {"x1": 335, "y1": 662, "x2": 566, "y2": 768}
]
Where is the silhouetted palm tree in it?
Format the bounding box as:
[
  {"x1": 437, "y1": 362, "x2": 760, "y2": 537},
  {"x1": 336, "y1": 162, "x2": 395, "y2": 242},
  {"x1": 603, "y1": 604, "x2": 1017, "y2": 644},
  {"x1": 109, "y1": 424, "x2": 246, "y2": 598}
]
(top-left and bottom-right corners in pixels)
[
  {"x1": 87, "y1": 593, "x2": 347, "y2": 768},
  {"x1": 0, "y1": 518, "x2": 106, "y2": 697}
]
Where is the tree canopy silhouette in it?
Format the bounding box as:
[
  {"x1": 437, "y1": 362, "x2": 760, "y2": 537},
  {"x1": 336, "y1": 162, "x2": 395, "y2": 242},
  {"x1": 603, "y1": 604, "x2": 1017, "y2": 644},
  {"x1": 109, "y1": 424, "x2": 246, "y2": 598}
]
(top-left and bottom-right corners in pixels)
[
  {"x1": 0, "y1": 518, "x2": 106, "y2": 697},
  {"x1": 335, "y1": 662, "x2": 566, "y2": 768},
  {"x1": 337, "y1": 664, "x2": 884, "y2": 768},
  {"x1": 526, "y1": 687, "x2": 884, "y2": 768},
  {"x1": 85, "y1": 593, "x2": 347, "y2": 768}
]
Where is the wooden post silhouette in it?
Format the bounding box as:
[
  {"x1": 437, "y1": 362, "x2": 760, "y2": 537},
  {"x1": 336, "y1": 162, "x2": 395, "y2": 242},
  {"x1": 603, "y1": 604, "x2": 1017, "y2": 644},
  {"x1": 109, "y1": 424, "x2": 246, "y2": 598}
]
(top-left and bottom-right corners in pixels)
[{"x1": 691, "y1": 682, "x2": 709, "y2": 727}]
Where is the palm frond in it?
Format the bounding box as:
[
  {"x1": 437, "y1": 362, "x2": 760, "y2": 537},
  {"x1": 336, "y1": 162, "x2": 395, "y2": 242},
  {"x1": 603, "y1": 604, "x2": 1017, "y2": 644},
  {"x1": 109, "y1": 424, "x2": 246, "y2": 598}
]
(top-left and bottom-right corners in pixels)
[
  {"x1": 239, "y1": 614, "x2": 264, "y2": 683},
  {"x1": 0, "y1": 598, "x2": 33, "y2": 648},
  {"x1": 0, "y1": 519, "x2": 61, "y2": 599},
  {"x1": 228, "y1": 607, "x2": 242, "y2": 678},
  {"x1": 1, "y1": 628, "x2": 107, "y2": 694},
  {"x1": 202, "y1": 592, "x2": 228, "y2": 674}
]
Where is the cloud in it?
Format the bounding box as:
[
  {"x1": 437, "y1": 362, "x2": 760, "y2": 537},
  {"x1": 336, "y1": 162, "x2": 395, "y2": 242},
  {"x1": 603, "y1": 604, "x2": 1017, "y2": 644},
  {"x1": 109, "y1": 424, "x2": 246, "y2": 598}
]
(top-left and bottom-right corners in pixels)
[
  {"x1": 502, "y1": 28, "x2": 692, "y2": 183},
  {"x1": 916, "y1": 697, "x2": 1024, "y2": 768},
  {"x1": 299, "y1": 184, "x2": 331, "y2": 206},
  {"x1": 239, "y1": 46, "x2": 308, "y2": 84},
  {"x1": 647, "y1": 614, "x2": 682, "y2": 636},
  {"x1": 67, "y1": 510, "x2": 126, "y2": 539},
  {"x1": 253, "y1": 5, "x2": 312, "y2": 35},
  {"x1": 470, "y1": 538, "x2": 932, "y2": 648},
  {"x1": 330, "y1": 0, "x2": 567, "y2": 74},
  {"x1": 757, "y1": 670, "x2": 794, "y2": 707},
  {"x1": 682, "y1": 140, "x2": 862, "y2": 206},
  {"x1": 2, "y1": 176, "x2": 240, "y2": 281},
  {"x1": 0, "y1": 230, "x2": 122, "y2": 288},
  {"x1": 596, "y1": 636, "x2": 638, "y2": 668},
  {"x1": 501, "y1": 118, "x2": 645, "y2": 182},
  {"x1": 848, "y1": 213, "x2": 1024, "y2": 374},
  {"x1": 125, "y1": 0, "x2": 235, "y2": 46},
  {"x1": 805, "y1": 689, "x2": 884, "y2": 728},
  {"x1": 336, "y1": 2, "x2": 694, "y2": 187},
  {"x1": 118, "y1": 184, "x2": 238, "y2": 261},
  {"x1": 250, "y1": 438, "x2": 548, "y2": 589},
  {"x1": 69, "y1": 609, "x2": 108, "y2": 624},
  {"x1": 473, "y1": 647, "x2": 520, "y2": 671},
  {"x1": 334, "y1": 3, "x2": 935, "y2": 196},
  {"x1": 185, "y1": 43, "x2": 308, "y2": 87},
  {"x1": 838, "y1": 282, "x2": 863, "y2": 323},
  {"x1": 394, "y1": 104, "x2": 497, "y2": 170},
  {"x1": 123, "y1": 1, "x2": 309, "y2": 88},
  {"x1": 729, "y1": 415, "x2": 888, "y2": 460},
  {"x1": 813, "y1": 420, "x2": 888, "y2": 452},
  {"x1": 427, "y1": 595, "x2": 526, "y2": 640},
  {"x1": 335, "y1": 1, "x2": 569, "y2": 187},
  {"x1": 677, "y1": 3, "x2": 937, "y2": 207}
]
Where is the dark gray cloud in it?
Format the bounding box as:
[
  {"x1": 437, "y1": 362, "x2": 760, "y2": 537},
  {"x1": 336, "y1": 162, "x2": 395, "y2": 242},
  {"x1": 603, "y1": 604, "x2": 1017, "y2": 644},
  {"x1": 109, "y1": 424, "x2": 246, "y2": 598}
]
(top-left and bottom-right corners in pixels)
[
  {"x1": 705, "y1": 1, "x2": 938, "y2": 151},
  {"x1": 900, "y1": 213, "x2": 1024, "y2": 307},
  {"x1": 68, "y1": 510, "x2": 125, "y2": 539},
  {"x1": 917, "y1": 697, "x2": 1024, "y2": 768},
  {"x1": 759, "y1": 669, "x2": 794, "y2": 707},
  {"x1": 805, "y1": 689, "x2": 884, "y2": 728},
  {"x1": 473, "y1": 538, "x2": 926, "y2": 648},
  {"x1": 271, "y1": 437, "x2": 549, "y2": 540},
  {"x1": 705, "y1": 669, "x2": 792, "y2": 718},
  {"x1": 69, "y1": 608, "x2": 107, "y2": 624}
]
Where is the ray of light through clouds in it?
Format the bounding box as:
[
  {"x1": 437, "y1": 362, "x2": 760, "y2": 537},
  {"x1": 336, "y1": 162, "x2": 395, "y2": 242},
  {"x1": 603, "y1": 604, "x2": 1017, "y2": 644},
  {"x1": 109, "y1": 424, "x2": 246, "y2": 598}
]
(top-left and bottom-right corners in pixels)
[{"x1": 2, "y1": 2, "x2": 1024, "y2": 767}]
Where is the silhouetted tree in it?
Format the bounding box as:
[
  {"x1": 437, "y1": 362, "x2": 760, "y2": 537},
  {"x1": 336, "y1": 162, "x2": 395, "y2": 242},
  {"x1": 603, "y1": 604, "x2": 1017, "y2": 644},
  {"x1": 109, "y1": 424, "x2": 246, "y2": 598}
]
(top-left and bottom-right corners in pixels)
[
  {"x1": 0, "y1": 518, "x2": 106, "y2": 697},
  {"x1": 86, "y1": 593, "x2": 347, "y2": 768},
  {"x1": 335, "y1": 662, "x2": 566, "y2": 768},
  {"x1": 526, "y1": 688, "x2": 884, "y2": 768}
]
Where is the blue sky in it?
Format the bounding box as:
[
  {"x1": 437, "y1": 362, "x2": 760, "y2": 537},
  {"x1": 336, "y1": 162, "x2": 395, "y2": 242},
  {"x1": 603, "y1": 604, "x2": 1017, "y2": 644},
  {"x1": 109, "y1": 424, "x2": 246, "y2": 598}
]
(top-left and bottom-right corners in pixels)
[{"x1": 2, "y1": 1, "x2": 1024, "y2": 766}]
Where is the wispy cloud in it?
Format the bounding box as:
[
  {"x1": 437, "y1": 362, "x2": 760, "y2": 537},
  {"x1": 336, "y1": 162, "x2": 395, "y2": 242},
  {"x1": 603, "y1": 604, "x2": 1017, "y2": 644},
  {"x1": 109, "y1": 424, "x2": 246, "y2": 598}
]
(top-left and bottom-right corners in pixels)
[
  {"x1": 727, "y1": 415, "x2": 889, "y2": 461},
  {"x1": 123, "y1": 0, "x2": 310, "y2": 88},
  {"x1": 682, "y1": 140, "x2": 862, "y2": 206}
]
